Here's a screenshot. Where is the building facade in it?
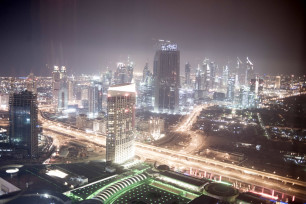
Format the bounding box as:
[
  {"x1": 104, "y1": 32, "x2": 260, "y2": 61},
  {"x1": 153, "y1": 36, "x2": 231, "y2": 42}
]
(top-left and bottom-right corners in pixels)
[
  {"x1": 153, "y1": 42, "x2": 180, "y2": 114},
  {"x1": 9, "y1": 90, "x2": 38, "y2": 157},
  {"x1": 106, "y1": 83, "x2": 136, "y2": 164}
]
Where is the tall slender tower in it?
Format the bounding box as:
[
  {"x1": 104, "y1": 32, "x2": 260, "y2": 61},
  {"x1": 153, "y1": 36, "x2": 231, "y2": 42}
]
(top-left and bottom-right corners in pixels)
[
  {"x1": 9, "y1": 91, "x2": 38, "y2": 157},
  {"x1": 153, "y1": 41, "x2": 180, "y2": 114},
  {"x1": 52, "y1": 66, "x2": 61, "y2": 105},
  {"x1": 58, "y1": 66, "x2": 68, "y2": 111},
  {"x1": 185, "y1": 62, "x2": 191, "y2": 85},
  {"x1": 106, "y1": 83, "x2": 136, "y2": 164}
]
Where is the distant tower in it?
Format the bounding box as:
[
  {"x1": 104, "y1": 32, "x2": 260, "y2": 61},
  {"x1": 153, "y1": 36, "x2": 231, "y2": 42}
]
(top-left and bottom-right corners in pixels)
[
  {"x1": 114, "y1": 58, "x2": 134, "y2": 85},
  {"x1": 185, "y1": 62, "x2": 191, "y2": 85},
  {"x1": 202, "y1": 59, "x2": 210, "y2": 91},
  {"x1": 26, "y1": 73, "x2": 37, "y2": 94},
  {"x1": 153, "y1": 40, "x2": 180, "y2": 114},
  {"x1": 227, "y1": 76, "x2": 235, "y2": 101},
  {"x1": 68, "y1": 77, "x2": 75, "y2": 103},
  {"x1": 58, "y1": 66, "x2": 68, "y2": 111},
  {"x1": 9, "y1": 91, "x2": 38, "y2": 157},
  {"x1": 106, "y1": 83, "x2": 136, "y2": 164},
  {"x1": 52, "y1": 66, "x2": 61, "y2": 104},
  {"x1": 275, "y1": 76, "x2": 281, "y2": 89},
  {"x1": 143, "y1": 62, "x2": 150, "y2": 81},
  {"x1": 209, "y1": 61, "x2": 216, "y2": 89},
  {"x1": 88, "y1": 81, "x2": 103, "y2": 116},
  {"x1": 140, "y1": 63, "x2": 153, "y2": 110},
  {"x1": 245, "y1": 57, "x2": 254, "y2": 86},
  {"x1": 222, "y1": 65, "x2": 229, "y2": 88}
]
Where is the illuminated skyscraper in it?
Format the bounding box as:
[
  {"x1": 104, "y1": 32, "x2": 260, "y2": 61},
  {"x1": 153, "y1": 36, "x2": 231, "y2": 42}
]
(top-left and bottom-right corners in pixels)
[
  {"x1": 114, "y1": 61, "x2": 134, "y2": 85},
  {"x1": 275, "y1": 76, "x2": 281, "y2": 89},
  {"x1": 52, "y1": 66, "x2": 61, "y2": 104},
  {"x1": 58, "y1": 66, "x2": 68, "y2": 111},
  {"x1": 26, "y1": 73, "x2": 37, "y2": 94},
  {"x1": 227, "y1": 76, "x2": 235, "y2": 101},
  {"x1": 185, "y1": 62, "x2": 191, "y2": 85},
  {"x1": 68, "y1": 79, "x2": 75, "y2": 103},
  {"x1": 209, "y1": 61, "x2": 217, "y2": 89},
  {"x1": 88, "y1": 81, "x2": 103, "y2": 116},
  {"x1": 9, "y1": 91, "x2": 38, "y2": 157},
  {"x1": 153, "y1": 41, "x2": 180, "y2": 113},
  {"x1": 245, "y1": 57, "x2": 255, "y2": 86},
  {"x1": 106, "y1": 83, "x2": 136, "y2": 164},
  {"x1": 139, "y1": 63, "x2": 153, "y2": 110},
  {"x1": 222, "y1": 65, "x2": 229, "y2": 88}
]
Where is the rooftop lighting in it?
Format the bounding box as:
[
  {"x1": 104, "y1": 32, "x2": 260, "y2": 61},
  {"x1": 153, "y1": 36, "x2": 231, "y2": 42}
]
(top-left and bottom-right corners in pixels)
[{"x1": 46, "y1": 169, "x2": 68, "y2": 178}]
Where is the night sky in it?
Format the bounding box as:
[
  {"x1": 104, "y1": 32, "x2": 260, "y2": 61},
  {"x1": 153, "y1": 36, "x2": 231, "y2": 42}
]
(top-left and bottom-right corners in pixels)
[{"x1": 0, "y1": 0, "x2": 305, "y2": 76}]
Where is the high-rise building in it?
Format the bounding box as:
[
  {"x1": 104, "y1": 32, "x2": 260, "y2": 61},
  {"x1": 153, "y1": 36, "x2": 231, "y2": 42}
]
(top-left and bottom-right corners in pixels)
[
  {"x1": 227, "y1": 76, "x2": 235, "y2": 101},
  {"x1": 9, "y1": 91, "x2": 38, "y2": 157},
  {"x1": 143, "y1": 63, "x2": 150, "y2": 82},
  {"x1": 138, "y1": 63, "x2": 153, "y2": 110},
  {"x1": 275, "y1": 76, "x2": 281, "y2": 89},
  {"x1": 106, "y1": 83, "x2": 136, "y2": 164},
  {"x1": 209, "y1": 61, "x2": 217, "y2": 90},
  {"x1": 88, "y1": 81, "x2": 103, "y2": 116},
  {"x1": 202, "y1": 59, "x2": 210, "y2": 91},
  {"x1": 245, "y1": 57, "x2": 255, "y2": 86},
  {"x1": 195, "y1": 64, "x2": 204, "y2": 100},
  {"x1": 52, "y1": 66, "x2": 61, "y2": 104},
  {"x1": 236, "y1": 57, "x2": 243, "y2": 88},
  {"x1": 58, "y1": 66, "x2": 68, "y2": 111},
  {"x1": 153, "y1": 41, "x2": 180, "y2": 113},
  {"x1": 222, "y1": 65, "x2": 229, "y2": 88},
  {"x1": 114, "y1": 62, "x2": 134, "y2": 85},
  {"x1": 68, "y1": 79, "x2": 75, "y2": 103},
  {"x1": 185, "y1": 62, "x2": 191, "y2": 86},
  {"x1": 26, "y1": 73, "x2": 37, "y2": 94}
]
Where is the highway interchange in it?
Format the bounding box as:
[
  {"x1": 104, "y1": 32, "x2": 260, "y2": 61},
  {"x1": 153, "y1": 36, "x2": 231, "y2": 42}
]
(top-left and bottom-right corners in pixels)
[{"x1": 39, "y1": 104, "x2": 306, "y2": 201}]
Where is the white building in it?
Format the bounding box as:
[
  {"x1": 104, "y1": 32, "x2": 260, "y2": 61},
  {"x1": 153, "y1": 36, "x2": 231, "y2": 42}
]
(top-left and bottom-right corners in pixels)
[{"x1": 106, "y1": 83, "x2": 136, "y2": 164}]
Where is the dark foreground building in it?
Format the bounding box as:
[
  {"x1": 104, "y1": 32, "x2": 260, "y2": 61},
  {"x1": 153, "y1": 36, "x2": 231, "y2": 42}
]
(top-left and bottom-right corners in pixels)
[
  {"x1": 153, "y1": 41, "x2": 180, "y2": 114},
  {"x1": 9, "y1": 90, "x2": 38, "y2": 157}
]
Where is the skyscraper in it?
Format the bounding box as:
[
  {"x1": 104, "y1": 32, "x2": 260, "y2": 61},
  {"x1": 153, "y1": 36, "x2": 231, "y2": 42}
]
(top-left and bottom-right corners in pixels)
[
  {"x1": 88, "y1": 81, "x2": 103, "y2": 116},
  {"x1": 185, "y1": 62, "x2": 191, "y2": 86},
  {"x1": 245, "y1": 57, "x2": 255, "y2": 86},
  {"x1": 26, "y1": 73, "x2": 37, "y2": 94},
  {"x1": 153, "y1": 41, "x2": 180, "y2": 113},
  {"x1": 52, "y1": 66, "x2": 61, "y2": 104},
  {"x1": 58, "y1": 66, "x2": 68, "y2": 111},
  {"x1": 9, "y1": 90, "x2": 38, "y2": 157},
  {"x1": 275, "y1": 76, "x2": 281, "y2": 89},
  {"x1": 222, "y1": 65, "x2": 229, "y2": 88},
  {"x1": 106, "y1": 83, "x2": 136, "y2": 164},
  {"x1": 227, "y1": 76, "x2": 235, "y2": 102},
  {"x1": 139, "y1": 63, "x2": 153, "y2": 110},
  {"x1": 114, "y1": 61, "x2": 134, "y2": 85},
  {"x1": 201, "y1": 59, "x2": 211, "y2": 91}
]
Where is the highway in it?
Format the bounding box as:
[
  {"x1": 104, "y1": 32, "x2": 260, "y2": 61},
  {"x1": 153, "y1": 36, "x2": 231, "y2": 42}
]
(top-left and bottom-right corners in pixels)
[
  {"x1": 39, "y1": 105, "x2": 306, "y2": 200},
  {"x1": 176, "y1": 104, "x2": 207, "y2": 153}
]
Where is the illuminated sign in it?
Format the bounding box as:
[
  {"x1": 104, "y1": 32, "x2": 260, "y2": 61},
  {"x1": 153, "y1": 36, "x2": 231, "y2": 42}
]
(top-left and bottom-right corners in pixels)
[{"x1": 161, "y1": 43, "x2": 177, "y2": 51}]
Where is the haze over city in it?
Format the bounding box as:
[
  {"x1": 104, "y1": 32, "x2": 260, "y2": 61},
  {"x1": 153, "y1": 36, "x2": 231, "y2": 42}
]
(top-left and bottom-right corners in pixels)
[
  {"x1": 0, "y1": 0, "x2": 305, "y2": 76},
  {"x1": 0, "y1": 1, "x2": 306, "y2": 204}
]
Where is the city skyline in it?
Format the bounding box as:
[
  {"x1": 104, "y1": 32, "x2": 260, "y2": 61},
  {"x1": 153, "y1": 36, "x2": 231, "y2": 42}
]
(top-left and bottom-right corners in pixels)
[
  {"x1": 0, "y1": 0, "x2": 305, "y2": 76},
  {"x1": 0, "y1": 1, "x2": 306, "y2": 203}
]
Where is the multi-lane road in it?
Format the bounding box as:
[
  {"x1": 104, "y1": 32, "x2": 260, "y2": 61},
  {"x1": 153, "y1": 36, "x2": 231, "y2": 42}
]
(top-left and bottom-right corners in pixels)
[{"x1": 39, "y1": 105, "x2": 306, "y2": 201}]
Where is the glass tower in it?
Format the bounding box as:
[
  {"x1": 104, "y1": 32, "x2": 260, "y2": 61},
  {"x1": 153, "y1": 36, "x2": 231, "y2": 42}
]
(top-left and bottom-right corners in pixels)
[
  {"x1": 153, "y1": 42, "x2": 180, "y2": 114},
  {"x1": 9, "y1": 90, "x2": 38, "y2": 157}
]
